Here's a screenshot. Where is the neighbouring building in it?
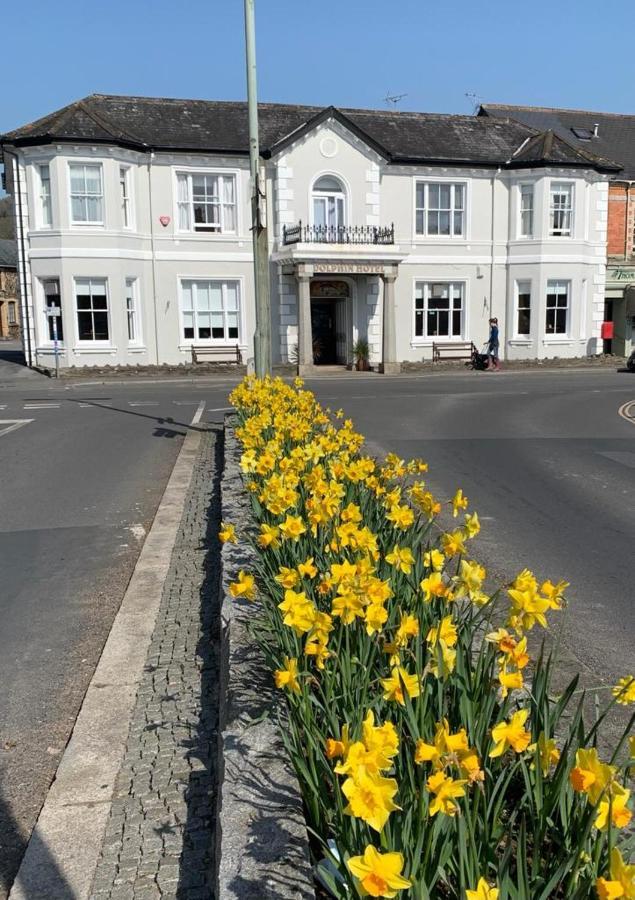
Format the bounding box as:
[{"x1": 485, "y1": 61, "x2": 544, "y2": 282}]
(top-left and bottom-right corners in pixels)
[
  {"x1": 0, "y1": 239, "x2": 19, "y2": 339},
  {"x1": 480, "y1": 104, "x2": 635, "y2": 357},
  {"x1": 0, "y1": 94, "x2": 621, "y2": 373}
]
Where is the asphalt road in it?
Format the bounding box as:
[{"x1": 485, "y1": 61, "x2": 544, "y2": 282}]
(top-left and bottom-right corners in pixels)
[
  {"x1": 0, "y1": 366, "x2": 240, "y2": 899},
  {"x1": 0, "y1": 360, "x2": 633, "y2": 896}
]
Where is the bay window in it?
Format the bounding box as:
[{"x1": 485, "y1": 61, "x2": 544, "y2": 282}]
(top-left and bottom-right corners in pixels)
[
  {"x1": 69, "y1": 163, "x2": 103, "y2": 224},
  {"x1": 39, "y1": 165, "x2": 52, "y2": 227},
  {"x1": 176, "y1": 172, "x2": 237, "y2": 233},
  {"x1": 180, "y1": 279, "x2": 240, "y2": 342},
  {"x1": 75, "y1": 278, "x2": 109, "y2": 342},
  {"x1": 545, "y1": 280, "x2": 570, "y2": 335},
  {"x1": 519, "y1": 184, "x2": 533, "y2": 238},
  {"x1": 415, "y1": 282, "x2": 464, "y2": 339},
  {"x1": 415, "y1": 182, "x2": 465, "y2": 236},
  {"x1": 515, "y1": 281, "x2": 531, "y2": 336},
  {"x1": 43, "y1": 278, "x2": 63, "y2": 341},
  {"x1": 549, "y1": 183, "x2": 573, "y2": 236}
]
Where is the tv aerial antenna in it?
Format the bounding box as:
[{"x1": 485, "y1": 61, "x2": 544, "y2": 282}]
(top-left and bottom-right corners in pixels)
[
  {"x1": 465, "y1": 91, "x2": 484, "y2": 113},
  {"x1": 384, "y1": 91, "x2": 408, "y2": 108}
]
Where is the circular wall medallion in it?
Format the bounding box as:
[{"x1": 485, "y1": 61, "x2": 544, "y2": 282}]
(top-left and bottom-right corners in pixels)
[{"x1": 320, "y1": 137, "x2": 338, "y2": 158}]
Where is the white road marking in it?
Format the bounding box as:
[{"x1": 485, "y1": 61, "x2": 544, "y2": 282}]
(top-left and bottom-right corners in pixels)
[
  {"x1": 127, "y1": 523, "x2": 147, "y2": 541},
  {"x1": 191, "y1": 401, "x2": 206, "y2": 425},
  {"x1": 618, "y1": 399, "x2": 635, "y2": 424},
  {"x1": 173, "y1": 400, "x2": 198, "y2": 405},
  {"x1": 128, "y1": 401, "x2": 158, "y2": 407},
  {"x1": 207, "y1": 406, "x2": 233, "y2": 412},
  {"x1": 24, "y1": 404, "x2": 60, "y2": 410},
  {"x1": 0, "y1": 418, "x2": 34, "y2": 438},
  {"x1": 0, "y1": 404, "x2": 6, "y2": 410}
]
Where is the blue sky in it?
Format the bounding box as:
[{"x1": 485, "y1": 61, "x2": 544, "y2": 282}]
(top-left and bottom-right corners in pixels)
[{"x1": 2, "y1": 0, "x2": 634, "y2": 136}]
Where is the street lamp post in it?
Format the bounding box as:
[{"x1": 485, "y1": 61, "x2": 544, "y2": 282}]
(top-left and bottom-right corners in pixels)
[{"x1": 244, "y1": 0, "x2": 271, "y2": 377}]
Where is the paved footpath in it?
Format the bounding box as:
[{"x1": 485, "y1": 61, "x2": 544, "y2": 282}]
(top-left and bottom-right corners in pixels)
[{"x1": 91, "y1": 428, "x2": 222, "y2": 900}]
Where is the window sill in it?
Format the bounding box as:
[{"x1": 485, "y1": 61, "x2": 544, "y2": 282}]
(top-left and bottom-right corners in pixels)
[
  {"x1": 175, "y1": 232, "x2": 241, "y2": 240},
  {"x1": 509, "y1": 339, "x2": 532, "y2": 345},
  {"x1": 411, "y1": 236, "x2": 467, "y2": 243},
  {"x1": 128, "y1": 345, "x2": 147, "y2": 353},
  {"x1": 542, "y1": 338, "x2": 572, "y2": 345},
  {"x1": 70, "y1": 222, "x2": 105, "y2": 228},
  {"x1": 178, "y1": 341, "x2": 246, "y2": 350},
  {"x1": 73, "y1": 345, "x2": 118, "y2": 353}
]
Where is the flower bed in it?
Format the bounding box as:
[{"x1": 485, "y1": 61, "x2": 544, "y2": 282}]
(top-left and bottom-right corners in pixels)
[{"x1": 223, "y1": 375, "x2": 634, "y2": 900}]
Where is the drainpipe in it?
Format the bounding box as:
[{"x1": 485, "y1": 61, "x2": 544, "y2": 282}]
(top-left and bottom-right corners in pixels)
[
  {"x1": 5, "y1": 148, "x2": 33, "y2": 367},
  {"x1": 146, "y1": 151, "x2": 160, "y2": 365}
]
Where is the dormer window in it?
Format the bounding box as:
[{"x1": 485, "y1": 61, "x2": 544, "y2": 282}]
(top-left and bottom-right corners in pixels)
[{"x1": 312, "y1": 175, "x2": 346, "y2": 229}]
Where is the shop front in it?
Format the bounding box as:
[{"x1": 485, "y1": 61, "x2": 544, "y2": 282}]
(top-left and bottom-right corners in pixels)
[{"x1": 605, "y1": 265, "x2": 635, "y2": 356}]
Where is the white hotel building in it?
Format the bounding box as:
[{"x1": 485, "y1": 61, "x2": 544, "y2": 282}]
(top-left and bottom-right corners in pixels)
[{"x1": 0, "y1": 95, "x2": 621, "y2": 373}]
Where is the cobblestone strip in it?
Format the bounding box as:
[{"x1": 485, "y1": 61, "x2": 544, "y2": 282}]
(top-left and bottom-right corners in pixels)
[{"x1": 91, "y1": 428, "x2": 222, "y2": 900}]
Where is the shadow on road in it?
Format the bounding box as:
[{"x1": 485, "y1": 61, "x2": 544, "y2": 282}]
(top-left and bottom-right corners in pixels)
[
  {"x1": 0, "y1": 792, "x2": 74, "y2": 900},
  {"x1": 65, "y1": 398, "x2": 216, "y2": 437}
]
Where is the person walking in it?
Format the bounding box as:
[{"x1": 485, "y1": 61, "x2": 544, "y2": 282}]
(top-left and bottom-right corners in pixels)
[{"x1": 487, "y1": 317, "x2": 500, "y2": 370}]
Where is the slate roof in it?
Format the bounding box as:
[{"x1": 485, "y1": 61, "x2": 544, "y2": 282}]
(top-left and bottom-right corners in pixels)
[
  {"x1": 0, "y1": 239, "x2": 17, "y2": 269},
  {"x1": 0, "y1": 94, "x2": 621, "y2": 172},
  {"x1": 480, "y1": 104, "x2": 635, "y2": 178}
]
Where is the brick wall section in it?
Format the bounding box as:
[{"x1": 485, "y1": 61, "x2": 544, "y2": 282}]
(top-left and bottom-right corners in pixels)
[{"x1": 607, "y1": 183, "x2": 635, "y2": 258}]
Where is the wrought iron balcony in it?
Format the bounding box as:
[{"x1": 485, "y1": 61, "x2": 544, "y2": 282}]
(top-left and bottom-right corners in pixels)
[{"x1": 282, "y1": 221, "x2": 395, "y2": 246}]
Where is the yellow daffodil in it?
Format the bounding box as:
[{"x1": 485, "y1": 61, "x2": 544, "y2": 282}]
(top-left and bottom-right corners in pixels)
[
  {"x1": 427, "y1": 615, "x2": 458, "y2": 648},
  {"x1": 529, "y1": 732, "x2": 560, "y2": 776},
  {"x1": 596, "y1": 848, "x2": 635, "y2": 899},
  {"x1": 595, "y1": 783, "x2": 632, "y2": 831},
  {"x1": 342, "y1": 770, "x2": 400, "y2": 832},
  {"x1": 274, "y1": 657, "x2": 300, "y2": 694},
  {"x1": 385, "y1": 503, "x2": 415, "y2": 530},
  {"x1": 426, "y1": 770, "x2": 466, "y2": 816},
  {"x1": 420, "y1": 571, "x2": 451, "y2": 602},
  {"x1": 441, "y1": 530, "x2": 466, "y2": 557},
  {"x1": 570, "y1": 748, "x2": 615, "y2": 805},
  {"x1": 274, "y1": 566, "x2": 300, "y2": 589},
  {"x1": 498, "y1": 665, "x2": 524, "y2": 698},
  {"x1": 279, "y1": 514, "x2": 307, "y2": 541},
  {"x1": 613, "y1": 676, "x2": 635, "y2": 706},
  {"x1": 326, "y1": 724, "x2": 350, "y2": 760},
  {"x1": 381, "y1": 666, "x2": 420, "y2": 706},
  {"x1": 278, "y1": 589, "x2": 316, "y2": 635},
  {"x1": 489, "y1": 709, "x2": 531, "y2": 757},
  {"x1": 297, "y1": 557, "x2": 318, "y2": 579},
  {"x1": 218, "y1": 522, "x2": 237, "y2": 543},
  {"x1": 451, "y1": 488, "x2": 469, "y2": 517},
  {"x1": 385, "y1": 545, "x2": 415, "y2": 575},
  {"x1": 423, "y1": 548, "x2": 445, "y2": 571},
  {"x1": 464, "y1": 510, "x2": 481, "y2": 538},
  {"x1": 257, "y1": 523, "x2": 280, "y2": 549},
  {"x1": 466, "y1": 878, "x2": 499, "y2": 900},
  {"x1": 347, "y1": 845, "x2": 411, "y2": 898},
  {"x1": 228, "y1": 570, "x2": 256, "y2": 601}
]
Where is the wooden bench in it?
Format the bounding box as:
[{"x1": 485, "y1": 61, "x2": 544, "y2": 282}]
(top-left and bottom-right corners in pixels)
[
  {"x1": 432, "y1": 341, "x2": 476, "y2": 363},
  {"x1": 191, "y1": 344, "x2": 242, "y2": 365}
]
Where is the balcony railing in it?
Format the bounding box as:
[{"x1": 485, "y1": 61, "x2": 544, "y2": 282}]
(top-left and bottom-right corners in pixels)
[{"x1": 282, "y1": 221, "x2": 395, "y2": 246}]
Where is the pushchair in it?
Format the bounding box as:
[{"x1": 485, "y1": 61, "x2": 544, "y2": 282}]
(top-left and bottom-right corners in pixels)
[{"x1": 470, "y1": 343, "x2": 490, "y2": 371}]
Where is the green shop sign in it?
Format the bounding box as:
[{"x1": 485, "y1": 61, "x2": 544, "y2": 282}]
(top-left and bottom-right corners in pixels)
[{"x1": 608, "y1": 267, "x2": 635, "y2": 281}]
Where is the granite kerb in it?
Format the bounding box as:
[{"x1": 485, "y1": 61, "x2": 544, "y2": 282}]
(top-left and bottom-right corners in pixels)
[{"x1": 216, "y1": 415, "x2": 315, "y2": 900}]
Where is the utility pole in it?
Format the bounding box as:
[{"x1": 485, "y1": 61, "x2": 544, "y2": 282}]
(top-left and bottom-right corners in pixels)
[{"x1": 244, "y1": 0, "x2": 271, "y2": 377}]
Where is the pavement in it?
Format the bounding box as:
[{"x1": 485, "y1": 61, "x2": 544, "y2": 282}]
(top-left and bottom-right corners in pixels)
[{"x1": 0, "y1": 359, "x2": 633, "y2": 897}]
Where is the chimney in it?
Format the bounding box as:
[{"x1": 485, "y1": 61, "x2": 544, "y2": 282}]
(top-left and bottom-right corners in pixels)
[{"x1": 593, "y1": 123, "x2": 599, "y2": 137}]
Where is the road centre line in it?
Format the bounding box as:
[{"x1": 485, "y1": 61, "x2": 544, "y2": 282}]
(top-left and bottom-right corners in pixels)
[
  {"x1": 24, "y1": 403, "x2": 60, "y2": 409},
  {"x1": 618, "y1": 400, "x2": 635, "y2": 424},
  {"x1": 128, "y1": 401, "x2": 159, "y2": 407},
  {"x1": 206, "y1": 406, "x2": 233, "y2": 413}
]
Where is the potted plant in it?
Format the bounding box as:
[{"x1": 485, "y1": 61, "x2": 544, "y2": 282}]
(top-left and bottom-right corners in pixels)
[{"x1": 352, "y1": 337, "x2": 370, "y2": 371}]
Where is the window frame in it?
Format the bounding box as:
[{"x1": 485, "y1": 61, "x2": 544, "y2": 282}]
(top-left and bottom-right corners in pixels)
[
  {"x1": 74, "y1": 277, "x2": 111, "y2": 345},
  {"x1": 7, "y1": 302, "x2": 17, "y2": 326},
  {"x1": 515, "y1": 280, "x2": 532, "y2": 338},
  {"x1": 68, "y1": 162, "x2": 105, "y2": 227},
  {"x1": 38, "y1": 164, "x2": 53, "y2": 228},
  {"x1": 125, "y1": 277, "x2": 142, "y2": 346},
  {"x1": 414, "y1": 180, "x2": 467, "y2": 239},
  {"x1": 412, "y1": 280, "x2": 467, "y2": 343},
  {"x1": 518, "y1": 183, "x2": 534, "y2": 239},
  {"x1": 311, "y1": 174, "x2": 348, "y2": 230},
  {"x1": 178, "y1": 277, "x2": 243, "y2": 345},
  {"x1": 545, "y1": 279, "x2": 571, "y2": 338},
  {"x1": 174, "y1": 168, "x2": 239, "y2": 236},
  {"x1": 549, "y1": 181, "x2": 574, "y2": 238},
  {"x1": 119, "y1": 166, "x2": 134, "y2": 230}
]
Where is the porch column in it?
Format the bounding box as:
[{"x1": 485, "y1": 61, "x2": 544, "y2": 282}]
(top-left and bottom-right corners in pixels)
[
  {"x1": 379, "y1": 269, "x2": 400, "y2": 374},
  {"x1": 296, "y1": 266, "x2": 315, "y2": 376}
]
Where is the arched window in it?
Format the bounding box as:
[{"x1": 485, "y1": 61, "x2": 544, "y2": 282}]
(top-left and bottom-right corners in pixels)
[{"x1": 312, "y1": 175, "x2": 346, "y2": 229}]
